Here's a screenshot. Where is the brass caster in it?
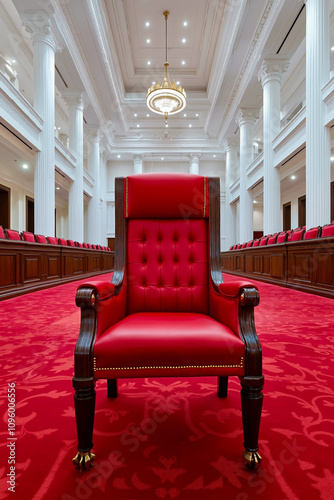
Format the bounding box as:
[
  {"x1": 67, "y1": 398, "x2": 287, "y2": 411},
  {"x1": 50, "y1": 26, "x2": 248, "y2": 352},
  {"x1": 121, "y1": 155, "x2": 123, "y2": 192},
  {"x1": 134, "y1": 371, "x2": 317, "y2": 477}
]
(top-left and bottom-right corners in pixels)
[
  {"x1": 243, "y1": 449, "x2": 262, "y2": 468},
  {"x1": 72, "y1": 451, "x2": 96, "y2": 471}
]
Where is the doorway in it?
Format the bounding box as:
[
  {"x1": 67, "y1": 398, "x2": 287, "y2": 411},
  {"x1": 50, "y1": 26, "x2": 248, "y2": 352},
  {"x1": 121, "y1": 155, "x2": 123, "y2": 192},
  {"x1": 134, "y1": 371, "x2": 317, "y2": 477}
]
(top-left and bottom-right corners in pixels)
[
  {"x1": 26, "y1": 196, "x2": 34, "y2": 233},
  {"x1": 283, "y1": 202, "x2": 291, "y2": 231},
  {"x1": 298, "y1": 195, "x2": 306, "y2": 227},
  {"x1": 0, "y1": 185, "x2": 10, "y2": 229}
]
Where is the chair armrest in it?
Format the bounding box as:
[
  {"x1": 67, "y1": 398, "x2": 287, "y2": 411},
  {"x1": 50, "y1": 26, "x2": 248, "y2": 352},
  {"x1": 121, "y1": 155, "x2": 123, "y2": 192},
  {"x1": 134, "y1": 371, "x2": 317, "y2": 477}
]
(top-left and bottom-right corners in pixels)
[{"x1": 217, "y1": 280, "x2": 259, "y2": 301}]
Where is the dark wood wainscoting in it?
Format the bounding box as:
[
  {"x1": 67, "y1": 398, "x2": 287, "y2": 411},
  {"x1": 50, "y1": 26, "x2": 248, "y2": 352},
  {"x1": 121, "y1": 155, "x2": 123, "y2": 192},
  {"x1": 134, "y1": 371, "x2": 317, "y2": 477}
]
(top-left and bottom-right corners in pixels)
[
  {"x1": 0, "y1": 240, "x2": 114, "y2": 300},
  {"x1": 221, "y1": 237, "x2": 334, "y2": 299}
]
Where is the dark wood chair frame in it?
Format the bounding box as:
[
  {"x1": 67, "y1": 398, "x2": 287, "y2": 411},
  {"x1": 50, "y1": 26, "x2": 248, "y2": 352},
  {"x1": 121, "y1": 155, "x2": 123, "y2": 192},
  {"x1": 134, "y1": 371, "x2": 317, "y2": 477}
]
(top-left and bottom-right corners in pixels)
[{"x1": 73, "y1": 177, "x2": 264, "y2": 471}]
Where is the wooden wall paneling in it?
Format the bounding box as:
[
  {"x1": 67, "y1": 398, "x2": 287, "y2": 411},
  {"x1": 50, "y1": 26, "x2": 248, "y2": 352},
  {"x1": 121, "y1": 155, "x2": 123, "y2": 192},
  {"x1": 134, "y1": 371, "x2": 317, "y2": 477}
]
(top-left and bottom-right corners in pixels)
[{"x1": 270, "y1": 253, "x2": 285, "y2": 279}]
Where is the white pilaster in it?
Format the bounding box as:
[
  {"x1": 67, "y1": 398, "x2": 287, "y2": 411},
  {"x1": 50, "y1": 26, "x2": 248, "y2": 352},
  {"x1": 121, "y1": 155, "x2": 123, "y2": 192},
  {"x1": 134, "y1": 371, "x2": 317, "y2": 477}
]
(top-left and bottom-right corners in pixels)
[
  {"x1": 237, "y1": 109, "x2": 258, "y2": 242},
  {"x1": 133, "y1": 155, "x2": 143, "y2": 174},
  {"x1": 22, "y1": 12, "x2": 61, "y2": 236},
  {"x1": 86, "y1": 128, "x2": 102, "y2": 245},
  {"x1": 100, "y1": 148, "x2": 108, "y2": 246},
  {"x1": 224, "y1": 140, "x2": 238, "y2": 249},
  {"x1": 305, "y1": 0, "x2": 331, "y2": 227},
  {"x1": 62, "y1": 90, "x2": 86, "y2": 242},
  {"x1": 189, "y1": 154, "x2": 201, "y2": 175},
  {"x1": 259, "y1": 59, "x2": 289, "y2": 235}
]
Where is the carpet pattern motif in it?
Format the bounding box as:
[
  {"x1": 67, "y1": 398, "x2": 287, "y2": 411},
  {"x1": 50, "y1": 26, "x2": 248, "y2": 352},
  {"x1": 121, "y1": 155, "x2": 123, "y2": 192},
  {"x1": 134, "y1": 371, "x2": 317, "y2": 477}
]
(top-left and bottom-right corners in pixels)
[{"x1": 0, "y1": 273, "x2": 333, "y2": 499}]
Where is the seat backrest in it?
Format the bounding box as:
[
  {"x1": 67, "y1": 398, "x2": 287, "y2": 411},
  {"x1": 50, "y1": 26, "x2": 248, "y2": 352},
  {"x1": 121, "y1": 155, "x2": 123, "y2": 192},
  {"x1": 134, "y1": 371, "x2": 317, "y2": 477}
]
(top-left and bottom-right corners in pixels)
[
  {"x1": 304, "y1": 226, "x2": 320, "y2": 240},
  {"x1": 68, "y1": 239, "x2": 76, "y2": 247},
  {"x1": 47, "y1": 236, "x2": 58, "y2": 245},
  {"x1": 22, "y1": 231, "x2": 35, "y2": 242},
  {"x1": 246, "y1": 241, "x2": 253, "y2": 248},
  {"x1": 259, "y1": 236, "x2": 268, "y2": 246},
  {"x1": 6, "y1": 229, "x2": 21, "y2": 240},
  {"x1": 35, "y1": 234, "x2": 47, "y2": 244},
  {"x1": 252, "y1": 239, "x2": 260, "y2": 247},
  {"x1": 125, "y1": 174, "x2": 209, "y2": 315},
  {"x1": 321, "y1": 223, "x2": 334, "y2": 237},
  {"x1": 267, "y1": 235, "x2": 277, "y2": 245},
  {"x1": 276, "y1": 232, "x2": 287, "y2": 244},
  {"x1": 58, "y1": 238, "x2": 67, "y2": 246},
  {"x1": 291, "y1": 228, "x2": 304, "y2": 241}
]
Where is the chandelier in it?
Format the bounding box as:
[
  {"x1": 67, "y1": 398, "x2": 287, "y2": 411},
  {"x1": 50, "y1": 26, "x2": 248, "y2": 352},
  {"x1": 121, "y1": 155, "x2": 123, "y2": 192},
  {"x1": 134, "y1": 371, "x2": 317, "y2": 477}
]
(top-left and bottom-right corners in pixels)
[{"x1": 146, "y1": 10, "x2": 186, "y2": 126}]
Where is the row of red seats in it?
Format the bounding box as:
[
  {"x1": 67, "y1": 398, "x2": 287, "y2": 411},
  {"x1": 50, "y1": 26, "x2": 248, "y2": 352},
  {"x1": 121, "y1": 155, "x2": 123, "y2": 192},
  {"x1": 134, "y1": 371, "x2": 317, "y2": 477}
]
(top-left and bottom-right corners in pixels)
[
  {"x1": 0, "y1": 226, "x2": 111, "y2": 252},
  {"x1": 229, "y1": 222, "x2": 334, "y2": 250}
]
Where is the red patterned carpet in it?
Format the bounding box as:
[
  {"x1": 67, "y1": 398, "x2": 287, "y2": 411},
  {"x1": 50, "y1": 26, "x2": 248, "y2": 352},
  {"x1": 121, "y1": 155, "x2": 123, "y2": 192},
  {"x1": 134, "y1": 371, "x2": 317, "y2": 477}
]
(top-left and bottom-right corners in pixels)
[{"x1": 0, "y1": 273, "x2": 334, "y2": 500}]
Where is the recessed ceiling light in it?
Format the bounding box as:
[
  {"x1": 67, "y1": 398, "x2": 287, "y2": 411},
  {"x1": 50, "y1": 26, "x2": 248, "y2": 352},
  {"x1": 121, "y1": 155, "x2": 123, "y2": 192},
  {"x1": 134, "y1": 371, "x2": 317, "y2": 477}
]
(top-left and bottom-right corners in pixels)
[
  {"x1": 183, "y1": 21, "x2": 188, "y2": 27},
  {"x1": 152, "y1": 81, "x2": 156, "y2": 85},
  {"x1": 331, "y1": 156, "x2": 334, "y2": 161},
  {"x1": 137, "y1": 124, "x2": 140, "y2": 128},
  {"x1": 147, "y1": 61, "x2": 151, "y2": 65},
  {"x1": 22, "y1": 164, "x2": 28, "y2": 169},
  {"x1": 56, "y1": 186, "x2": 60, "y2": 190},
  {"x1": 291, "y1": 175, "x2": 296, "y2": 180},
  {"x1": 134, "y1": 113, "x2": 137, "y2": 117},
  {"x1": 145, "y1": 21, "x2": 150, "y2": 27},
  {"x1": 195, "y1": 113, "x2": 199, "y2": 117},
  {"x1": 146, "y1": 39, "x2": 151, "y2": 44},
  {"x1": 161, "y1": 157, "x2": 164, "y2": 160},
  {"x1": 117, "y1": 154, "x2": 121, "y2": 158},
  {"x1": 213, "y1": 155, "x2": 216, "y2": 158},
  {"x1": 146, "y1": 114, "x2": 149, "y2": 117},
  {"x1": 183, "y1": 113, "x2": 187, "y2": 117},
  {"x1": 331, "y1": 46, "x2": 334, "y2": 51},
  {"x1": 189, "y1": 124, "x2": 192, "y2": 128},
  {"x1": 253, "y1": 200, "x2": 257, "y2": 204},
  {"x1": 182, "y1": 38, "x2": 186, "y2": 43},
  {"x1": 11, "y1": 59, "x2": 16, "y2": 63},
  {"x1": 181, "y1": 60, "x2": 186, "y2": 65},
  {"x1": 176, "y1": 81, "x2": 180, "y2": 85},
  {"x1": 165, "y1": 124, "x2": 168, "y2": 128}
]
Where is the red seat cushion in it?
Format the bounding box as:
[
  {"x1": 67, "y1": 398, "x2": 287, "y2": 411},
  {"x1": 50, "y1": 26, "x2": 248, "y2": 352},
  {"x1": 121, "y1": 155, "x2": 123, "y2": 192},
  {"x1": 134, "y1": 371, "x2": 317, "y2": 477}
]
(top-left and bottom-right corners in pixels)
[
  {"x1": 6, "y1": 229, "x2": 21, "y2": 240},
  {"x1": 267, "y1": 235, "x2": 277, "y2": 245},
  {"x1": 276, "y1": 232, "x2": 286, "y2": 243},
  {"x1": 291, "y1": 229, "x2": 303, "y2": 241},
  {"x1": 35, "y1": 234, "x2": 47, "y2": 244},
  {"x1": 22, "y1": 231, "x2": 35, "y2": 242},
  {"x1": 304, "y1": 227, "x2": 319, "y2": 240},
  {"x1": 127, "y1": 219, "x2": 208, "y2": 314},
  {"x1": 259, "y1": 237, "x2": 267, "y2": 246},
  {"x1": 321, "y1": 224, "x2": 334, "y2": 237},
  {"x1": 93, "y1": 312, "x2": 245, "y2": 379}
]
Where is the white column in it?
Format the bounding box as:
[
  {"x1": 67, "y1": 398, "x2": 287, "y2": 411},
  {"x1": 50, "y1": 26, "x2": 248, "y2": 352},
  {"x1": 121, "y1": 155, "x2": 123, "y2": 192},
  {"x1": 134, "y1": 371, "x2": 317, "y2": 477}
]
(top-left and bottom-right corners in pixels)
[
  {"x1": 100, "y1": 149, "x2": 108, "y2": 246},
  {"x1": 22, "y1": 13, "x2": 61, "y2": 236},
  {"x1": 237, "y1": 109, "x2": 258, "y2": 242},
  {"x1": 305, "y1": 0, "x2": 331, "y2": 227},
  {"x1": 86, "y1": 128, "x2": 102, "y2": 245},
  {"x1": 259, "y1": 59, "x2": 289, "y2": 235},
  {"x1": 133, "y1": 155, "x2": 143, "y2": 174},
  {"x1": 189, "y1": 154, "x2": 201, "y2": 174},
  {"x1": 62, "y1": 90, "x2": 86, "y2": 242},
  {"x1": 224, "y1": 140, "x2": 238, "y2": 250}
]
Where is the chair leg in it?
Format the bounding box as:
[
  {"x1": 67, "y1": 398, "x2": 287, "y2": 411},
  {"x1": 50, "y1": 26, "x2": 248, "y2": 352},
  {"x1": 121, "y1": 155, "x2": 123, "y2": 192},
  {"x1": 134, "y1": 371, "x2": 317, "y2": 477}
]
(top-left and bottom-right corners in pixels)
[
  {"x1": 240, "y1": 375, "x2": 264, "y2": 468},
  {"x1": 107, "y1": 379, "x2": 118, "y2": 398},
  {"x1": 217, "y1": 376, "x2": 228, "y2": 398},
  {"x1": 72, "y1": 376, "x2": 96, "y2": 471}
]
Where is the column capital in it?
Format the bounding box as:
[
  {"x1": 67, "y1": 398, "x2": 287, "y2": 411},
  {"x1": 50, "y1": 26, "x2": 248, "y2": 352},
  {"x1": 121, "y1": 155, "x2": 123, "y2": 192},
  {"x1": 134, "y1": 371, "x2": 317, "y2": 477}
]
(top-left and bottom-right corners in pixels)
[
  {"x1": 22, "y1": 11, "x2": 61, "y2": 52},
  {"x1": 189, "y1": 153, "x2": 202, "y2": 163},
  {"x1": 223, "y1": 139, "x2": 238, "y2": 153},
  {"x1": 237, "y1": 108, "x2": 259, "y2": 127},
  {"x1": 258, "y1": 58, "x2": 289, "y2": 87},
  {"x1": 85, "y1": 127, "x2": 102, "y2": 143},
  {"x1": 62, "y1": 89, "x2": 88, "y2": 111},
  {"x1": 133, "y1": 154, "x2": 144, "y2": 162}
]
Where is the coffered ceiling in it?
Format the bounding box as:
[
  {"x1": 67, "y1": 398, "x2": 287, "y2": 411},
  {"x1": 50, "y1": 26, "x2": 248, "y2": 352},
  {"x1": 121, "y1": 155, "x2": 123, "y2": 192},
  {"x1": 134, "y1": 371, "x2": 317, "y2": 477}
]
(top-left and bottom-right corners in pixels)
[{"x1": 6, "y1": 0, "x2": 334, "y2": 158}]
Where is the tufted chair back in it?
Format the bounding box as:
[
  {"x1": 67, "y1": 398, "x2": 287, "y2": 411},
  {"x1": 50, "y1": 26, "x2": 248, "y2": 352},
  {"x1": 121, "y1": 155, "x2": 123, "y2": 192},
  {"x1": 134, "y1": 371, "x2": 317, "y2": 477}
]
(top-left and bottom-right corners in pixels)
[{"x1": 125, "y1": 173, "x2": 209, "y2": 315}]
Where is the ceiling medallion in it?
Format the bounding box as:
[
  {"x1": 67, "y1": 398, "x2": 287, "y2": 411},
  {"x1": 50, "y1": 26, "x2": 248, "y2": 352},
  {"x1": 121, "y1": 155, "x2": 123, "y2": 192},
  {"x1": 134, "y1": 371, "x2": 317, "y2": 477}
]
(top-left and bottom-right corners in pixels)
[{"x1": 146, "y1": 11, "x2": 186, "y2": 126}]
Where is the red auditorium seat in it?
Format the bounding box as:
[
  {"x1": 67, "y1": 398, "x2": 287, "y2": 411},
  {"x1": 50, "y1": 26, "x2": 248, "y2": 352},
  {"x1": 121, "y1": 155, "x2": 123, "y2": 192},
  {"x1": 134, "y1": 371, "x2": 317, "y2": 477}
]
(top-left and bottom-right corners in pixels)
[
  {"x1": 276, "y1": 232, "x2": 287, "y2": 243},
  {"x1": 35, "y1": 234, "x2": 47, "y2": 244},
  {"x1": 5, "y1": 229, "x2": 21, "y2": 240},
  {"x1": 252, "y1": 239, "x2": 260, "y2": 247},
  {"x1": 291, "y1": 228, "x2": 304, "y2": 241},
  {"x1": 68, "y1": 240, "x2": 76, "y2": 247},
  {"x1": 0, "y1": 226, "x2": 5, "y2": 239},
  {"x1": 58, "y1": 238, "x2": 68, "y2": 246},
  {"x1": 76, "y1": 242, "x2": 83, "y2": 248},
  {"x1": 47, "y1": 236, "x2": 58, "y2": 245},
  {"x1": 321, "y1": 223, "x2": 334, "y2": 237},
  {"x1": 236, "y1": 244, "x2": 241, "y2": 249},
  {"x1": 304, "y1": 226, "x2": 321, "y2": 240},
  {"x1": 72, "y1": 173, "x2": 264, "y2": 472},
  {"x1": 21, "y1": 231, "x2": 35, "y2": 242},
  {"x1": 246, "y1": 241, "x2": 253, "y2": 247},
  {"x1": 241, "y1": 242, "x2": 247, "y2": 248},
  {"x1": 83, "y1": 243, "x2": 88, "y2": 248},
  {"x1": 267, "y1": 234, "x2": 277, "y2": 245},
  {"x1": 87, "y1": 244, "x2": 92, "y2": 249},
  {"x1": 259, "y1": 236, "x2": 268, "y2": 246}
]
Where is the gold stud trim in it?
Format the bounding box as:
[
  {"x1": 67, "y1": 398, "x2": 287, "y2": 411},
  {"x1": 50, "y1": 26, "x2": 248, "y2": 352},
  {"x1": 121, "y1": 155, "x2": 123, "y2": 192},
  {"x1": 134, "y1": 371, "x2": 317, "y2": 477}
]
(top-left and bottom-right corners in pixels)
[
  {"x1": 93, "y1": 356, "x2": 243, "y2": 372},
  {"x1": 203, "y1": 177, "x2": 206, "y2": 218},
  {"x1": 125, "y1": 177, "x2": 128, "y2": 218}
]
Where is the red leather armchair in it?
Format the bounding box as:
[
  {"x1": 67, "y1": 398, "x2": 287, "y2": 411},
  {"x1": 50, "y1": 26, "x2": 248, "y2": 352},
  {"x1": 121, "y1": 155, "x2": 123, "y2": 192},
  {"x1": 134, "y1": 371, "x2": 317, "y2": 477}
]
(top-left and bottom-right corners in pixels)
[{"x1": 73, "y1": 173, "x2": 264, "y2": 471}]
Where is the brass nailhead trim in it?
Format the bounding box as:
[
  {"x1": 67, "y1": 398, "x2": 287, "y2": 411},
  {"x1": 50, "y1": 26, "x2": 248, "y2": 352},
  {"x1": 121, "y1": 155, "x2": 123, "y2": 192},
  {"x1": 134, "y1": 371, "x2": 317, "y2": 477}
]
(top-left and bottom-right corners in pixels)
[
  {"x1": 93, "y1": 356, "x2": 243, "y2": 371},
  {"x1": 203, "y1": 177, "x2": 206, "y2": 218}
]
